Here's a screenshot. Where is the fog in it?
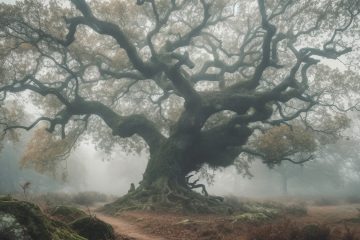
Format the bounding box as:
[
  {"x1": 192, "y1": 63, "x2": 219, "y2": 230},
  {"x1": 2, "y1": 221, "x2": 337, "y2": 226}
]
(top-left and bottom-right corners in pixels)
[
  {"x1": 3, "y1": 105, "x2": 360, "y2": 199},
  {"x1": 2, "y1": 127, "x2": 360, "y2": 200},
  {"x1": 0, "y1": 143, "x2": 60, "y2": 194},
  {"x1": 64, "y1": 144, "x2": 148, "y2": 195},
  {"x1": 77, "y1": 115, "x2": 360, "y2": 200},
  {"x1": 2, "y1": 112, "x2": 360, "y2": 198},
  {"x1": 0, "y1": 0, "x2": 15, "y2": 4}
]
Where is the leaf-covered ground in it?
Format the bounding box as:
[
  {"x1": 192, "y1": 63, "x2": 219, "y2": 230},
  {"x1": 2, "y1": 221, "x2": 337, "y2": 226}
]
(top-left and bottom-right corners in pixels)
[
  {"x1": 2, "y1": 193, "x2": 360, "y2": 240},
  {"x1": 96, "y1": 202, "x2": 360, "y2": 240}
]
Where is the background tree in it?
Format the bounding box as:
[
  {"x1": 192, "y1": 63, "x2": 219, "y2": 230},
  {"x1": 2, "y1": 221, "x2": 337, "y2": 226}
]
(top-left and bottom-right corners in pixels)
[
  {"x1": 253, "y1": 124, "x2": 317, "y2": 195},
  {"x1": 0, "y1": 0, "x2": 360, "y2": 213},
  {"x1": 238, "y1": 111, "x2": 350, "y2": 195}
]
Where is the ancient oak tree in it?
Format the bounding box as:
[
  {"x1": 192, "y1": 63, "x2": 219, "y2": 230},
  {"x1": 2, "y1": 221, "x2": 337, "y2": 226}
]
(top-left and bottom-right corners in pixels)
[{"x1": 0, "y1": 0, "x2": 359, "y2": 213}]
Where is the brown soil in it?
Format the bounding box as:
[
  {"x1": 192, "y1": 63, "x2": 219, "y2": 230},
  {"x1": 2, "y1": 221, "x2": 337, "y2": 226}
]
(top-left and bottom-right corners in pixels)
[
  {"x1": 303, "y1": 205, "x2": 360, "y2": 223},
  {"x1": 95, "y1": 212, "x2": 166, "y2": 240},
  {"x1": 94, "y1": 204, "x2": 360, "y2": 240}
]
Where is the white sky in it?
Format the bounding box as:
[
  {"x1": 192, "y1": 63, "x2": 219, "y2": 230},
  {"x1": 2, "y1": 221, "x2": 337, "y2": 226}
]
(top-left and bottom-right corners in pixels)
[{"x1": 0, "y1": 0, "x2": 16, "y2": 3}]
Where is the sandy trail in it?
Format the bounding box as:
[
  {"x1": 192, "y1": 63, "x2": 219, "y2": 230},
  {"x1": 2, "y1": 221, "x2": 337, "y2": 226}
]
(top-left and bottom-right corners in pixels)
[{"x1": 94, "y1": 212, "x2": 165, "y2": 240}]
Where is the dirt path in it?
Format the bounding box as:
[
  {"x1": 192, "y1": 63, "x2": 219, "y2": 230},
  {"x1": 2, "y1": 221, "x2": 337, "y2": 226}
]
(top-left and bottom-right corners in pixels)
[{"x1": 94, "y1": 212, "x2": 166, "y2": 240}]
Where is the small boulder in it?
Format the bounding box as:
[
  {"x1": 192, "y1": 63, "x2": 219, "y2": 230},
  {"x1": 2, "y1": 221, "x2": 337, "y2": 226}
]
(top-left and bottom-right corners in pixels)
[{"x1": 70, "y1": 216, "x2": 115, "y2": 240}]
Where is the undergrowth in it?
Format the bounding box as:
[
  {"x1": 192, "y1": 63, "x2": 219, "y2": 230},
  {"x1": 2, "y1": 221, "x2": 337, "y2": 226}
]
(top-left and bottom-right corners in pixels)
[{"x1": 246, "y1": 220, "x2": 359, "y2": 240}]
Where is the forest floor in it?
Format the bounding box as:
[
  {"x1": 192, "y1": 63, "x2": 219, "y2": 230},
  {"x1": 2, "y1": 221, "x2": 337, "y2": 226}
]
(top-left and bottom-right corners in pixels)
[
  {"x1": 16, "y1": 192, "x2": 360, "y2": 239},
  {"x1": 93, "y1": 203, "x2": 360, "y2": 240}
]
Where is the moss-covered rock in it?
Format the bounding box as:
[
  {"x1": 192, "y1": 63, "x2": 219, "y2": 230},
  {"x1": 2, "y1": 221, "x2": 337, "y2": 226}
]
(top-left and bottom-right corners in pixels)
[
  {"x1": 0, "y1": 199, "x2": 85, "y2": 240},
  {"x1": 70, "y1": 216, "x2": 115, "y2": 240},
  {"x1": 0, "y1": 212, "x2": 32, "y2": 240},
  {"x1": 48, "y1": 206, "x2": 87, "y2": 224}
]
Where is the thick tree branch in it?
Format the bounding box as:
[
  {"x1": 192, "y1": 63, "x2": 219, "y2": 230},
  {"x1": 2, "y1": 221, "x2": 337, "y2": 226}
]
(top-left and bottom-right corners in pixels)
[
  {"x1": 165, "y1": 0, "x2": 211, "y2": 52},
  {"x1": 1, "y1": 78, "x2": 166, "y2": 151},
  {"x1": 68, "y1": 97, "x2": 166, "y2": 150},
  {"x1": 165, "y1": 66, "x2": 200, "y2": 106},
  {"x1": 69, "y1": 0, "x2": 160, "y2": 77},
  {"x1": 0, "y1": 75, "x2": 72, "y2": 108},
  {"x1": 240, "y1": 147, "x2": 314, "y2": 166},
  {"x1": 231, "y1": 0, "x2": 276, "y2": 90}
]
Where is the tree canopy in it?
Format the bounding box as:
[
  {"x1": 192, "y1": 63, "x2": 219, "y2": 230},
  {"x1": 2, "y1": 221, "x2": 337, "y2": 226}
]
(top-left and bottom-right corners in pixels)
[{"x1": 1, "y1": 0, "x2": 360, "y2": 213}]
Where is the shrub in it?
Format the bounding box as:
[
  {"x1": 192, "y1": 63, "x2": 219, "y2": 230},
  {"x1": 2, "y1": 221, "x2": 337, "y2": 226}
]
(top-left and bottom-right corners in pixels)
[
  {"x1": 313, "y1": 197, "x2": 339, "y2": 206},
  {"x1": 247, "y1": 221, "x2": 330, "y2": 240},
  {"x1": 224, "y1": 196, "x2": 246, "y2": 211},
  {"x1": 247, "y1": 220, "x2": 300, "y2": 240},
  {"x1": 71, "y1": 192, "x2": 108, "y2": 206},
  {"x1": 30, "y1": 191, "x2": 110, "y2": 208},
  {"x1": 247, "y1": 221, "x2": 360, "y2": 240},
  {"x1": 226, "y1": 197, "x2": 307, "y2": 224},
  {"x1": 283, "y1": 203, "x2": 307, "y2": 216},
  {"x1": 346, "y1": 195, "x2": 360, "y2": 204},
  {"x1": 300, "y1": 224, "x2": 330, "y2": 240},
  {"x1": 35, "y1": 192, "x2": 73, "y2": 208},
  {"x1": 48, "y1": 206, "x2": 87, "y2": 224},
  {"x1": 341, "y1": 224, "x2": 359, "y2": 240}
]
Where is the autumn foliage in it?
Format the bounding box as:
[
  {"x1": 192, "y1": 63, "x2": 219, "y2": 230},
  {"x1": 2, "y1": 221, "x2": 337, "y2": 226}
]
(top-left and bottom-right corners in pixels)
[
  {"x1": 255, "y1": 125, "x2": 316, "y2": 164},
  {"x1": 246, "y1": 221, "x2": 358, "y2": 240},
  {"x1": 20, "y1": 126, "x2": 79, "y2": 177}
]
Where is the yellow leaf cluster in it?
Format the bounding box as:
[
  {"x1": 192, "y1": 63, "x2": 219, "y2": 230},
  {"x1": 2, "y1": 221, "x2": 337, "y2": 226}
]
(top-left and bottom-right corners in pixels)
[
  {"x1": 317, "y1": 114, "x2": 351, "y2": 145},
  {"x1": 256, "y1": 125, "x2": 316, "y2": 162},
  {"x1": 20, "y1": 126, "x2": 76, "y2": 175},
  {"x1": 0, "y1": 101, "x2": 24, "y2": 147}
]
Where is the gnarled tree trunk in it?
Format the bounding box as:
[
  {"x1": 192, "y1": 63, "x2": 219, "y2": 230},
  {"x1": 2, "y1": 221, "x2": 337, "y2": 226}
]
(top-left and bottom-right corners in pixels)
[{"x1": 103, "y1": 129, "x2": 251, "y2": 214}]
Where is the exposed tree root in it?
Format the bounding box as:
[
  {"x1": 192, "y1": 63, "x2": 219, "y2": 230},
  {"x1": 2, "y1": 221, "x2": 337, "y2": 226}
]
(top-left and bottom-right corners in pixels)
[
  {"x1": 102, "y1": 178, "x2": 233, "y2": 215},
  {"x1": 186, "y1": 174, "x2": 208, "y2": 196}
]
